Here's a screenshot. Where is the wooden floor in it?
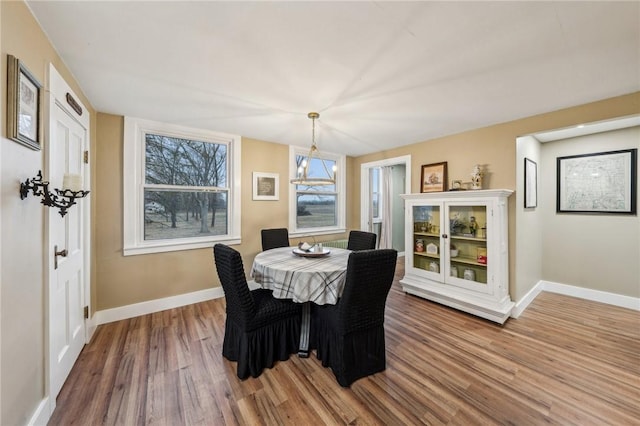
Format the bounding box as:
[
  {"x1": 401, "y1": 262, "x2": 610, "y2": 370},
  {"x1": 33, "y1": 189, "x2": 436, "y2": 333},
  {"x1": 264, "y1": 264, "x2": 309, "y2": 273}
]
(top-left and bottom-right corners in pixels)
[{"x1": 49, "y1": 261, "x2": 640, "y2": 425}]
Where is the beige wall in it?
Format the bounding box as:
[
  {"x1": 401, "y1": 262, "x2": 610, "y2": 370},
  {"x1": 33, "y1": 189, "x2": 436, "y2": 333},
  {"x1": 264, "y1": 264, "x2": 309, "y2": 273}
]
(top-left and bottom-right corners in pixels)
[
  {"x1": 96, "y1": 94, "x2": 639, "y2": 312},
  {"x1": 97, "y1": 114, "x2": 215, "y2": 309},
  {"x1": 515, "y1": 136, "x2": 543, "y2": 301},
  {"x1": 540, "y1": 127, "x2": 639, "y2": 297},
  {"x1": 352, "y1": 93, "x2": 640, "y2": 301},
  {"x1": 95, "y1": 115, "x2": 351, "y2": 310},
  {"x1": 0, "y1": 2, "x2": 97, "y2": 424}
]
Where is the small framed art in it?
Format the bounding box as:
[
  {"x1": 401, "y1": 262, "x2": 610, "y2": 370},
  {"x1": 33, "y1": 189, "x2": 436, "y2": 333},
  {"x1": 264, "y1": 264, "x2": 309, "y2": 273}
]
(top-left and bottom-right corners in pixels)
[
  {"x1": 7, "y1": 54, "x2": 42, "y2": 150},
  {"x1": 420, "y1": 162, "x2": 448, "y2": 193},
  {"x1": 524, "y1": 157, "x2": 537, "y2": 208},
  {"x1": 252, "y1": 172, "x2": 279, "y2": 201}
]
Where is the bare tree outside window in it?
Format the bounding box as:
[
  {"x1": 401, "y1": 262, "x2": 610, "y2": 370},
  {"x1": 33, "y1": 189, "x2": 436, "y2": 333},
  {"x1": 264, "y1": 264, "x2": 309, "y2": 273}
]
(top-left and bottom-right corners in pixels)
[
  {"x1": 294, "y1": 155, "x2": 337, "y2": 229},
  {"x1": 143, "y1": 133, "x2": 228, "y2": 240}
]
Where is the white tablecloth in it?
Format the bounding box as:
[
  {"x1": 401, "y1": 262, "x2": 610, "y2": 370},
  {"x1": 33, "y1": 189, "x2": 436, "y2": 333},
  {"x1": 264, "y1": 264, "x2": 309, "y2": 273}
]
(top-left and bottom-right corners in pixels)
[{"x1": 251, "y1": 247, "x2": 350, "y2": 305}]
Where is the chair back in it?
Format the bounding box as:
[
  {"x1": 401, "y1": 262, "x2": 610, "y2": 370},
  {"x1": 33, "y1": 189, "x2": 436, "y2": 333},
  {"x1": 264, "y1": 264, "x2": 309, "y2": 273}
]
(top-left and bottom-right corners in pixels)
[
  {"x1": 213, "y1": 244, "x2": 256, "y2": 327},
  {"x1": 261, "y1": 228, "x2": 290, "y2": 251},
  {"x1": 347, "y1": 230, "x2": 377, "y2": 251},
  {"x1": 338, "y1": 249, "x2": 397, "y2": 334}
]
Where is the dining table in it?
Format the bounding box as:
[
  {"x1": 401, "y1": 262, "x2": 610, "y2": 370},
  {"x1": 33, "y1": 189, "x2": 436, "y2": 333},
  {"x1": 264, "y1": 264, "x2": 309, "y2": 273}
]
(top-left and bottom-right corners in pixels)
[{"x1": 250, "y1": 246, "x2": 351, "y2": 357}]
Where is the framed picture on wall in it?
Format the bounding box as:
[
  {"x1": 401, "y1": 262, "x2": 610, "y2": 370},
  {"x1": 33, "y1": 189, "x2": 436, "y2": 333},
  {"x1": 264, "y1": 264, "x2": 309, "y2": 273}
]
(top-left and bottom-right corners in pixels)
[
  {"x1": 557, "y1": 149, "x2": 637, "y2": 214},
  {"x1": 6, "y1": 54, "x2": 42, "y2": 150},
  {"x1": 420, "y1": 162, "x2": 448, "y2": 193},
  {"x1": 252, "y1": 172, "x2": 279, "y2": 201},
  {"x1": 524, "y1": 157, "x2": 537, "y2": 208}
]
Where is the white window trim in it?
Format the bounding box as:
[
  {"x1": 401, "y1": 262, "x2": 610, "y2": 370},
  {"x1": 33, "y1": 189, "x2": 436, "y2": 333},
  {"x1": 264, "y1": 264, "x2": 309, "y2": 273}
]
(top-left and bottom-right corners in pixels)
[
  {"x1": 371, "y1": 167, "x2": 382, "y2": 223},
  {"x1": 123, "y1": 117, "x2": 241, "y2": 256},
  {"x1": 288, "y1": 145, "x2": 346, "y2": 237}
]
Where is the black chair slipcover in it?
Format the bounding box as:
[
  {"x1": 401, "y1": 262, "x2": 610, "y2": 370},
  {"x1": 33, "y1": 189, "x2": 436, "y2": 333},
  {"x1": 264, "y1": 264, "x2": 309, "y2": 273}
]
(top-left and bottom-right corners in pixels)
[
  {"x1": 347, "y1": 230, "x2": 377, "y2": 251},
  {"x1": 261, "y1": 228, "x2": 290, "y2": 251},
  {"x1": 310, "y1": 249, "x2": 398, "y2": 387},
  {"x1": 213, "y1": 244, "x2": 301, "y2": 379}
]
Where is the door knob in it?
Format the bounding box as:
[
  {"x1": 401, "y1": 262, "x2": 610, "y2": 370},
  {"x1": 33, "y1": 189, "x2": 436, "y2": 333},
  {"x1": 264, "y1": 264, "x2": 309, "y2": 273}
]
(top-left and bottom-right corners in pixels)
[{"x1": 54, "y1": 245, "x2": 68, "y2": 269}]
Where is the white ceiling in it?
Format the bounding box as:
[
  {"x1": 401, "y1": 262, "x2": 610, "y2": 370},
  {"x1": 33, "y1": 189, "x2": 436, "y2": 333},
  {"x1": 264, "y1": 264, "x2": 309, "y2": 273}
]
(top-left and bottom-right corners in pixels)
[{"x1": 27, "y1": 1, "x2": 640, "y2": 157}]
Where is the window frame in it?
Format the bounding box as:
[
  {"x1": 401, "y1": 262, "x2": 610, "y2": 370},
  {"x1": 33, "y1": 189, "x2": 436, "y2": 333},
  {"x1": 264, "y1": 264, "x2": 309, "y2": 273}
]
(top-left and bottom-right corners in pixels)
[
  {"x1": 123, "y1": 117, "x2": 241, "y2": 255},
  {"x1": 370, "y1": 167, "x2": 383, "y2": 224},
  {"x1": 288, "y1": 145, "x2": 346, "y2": 237}
]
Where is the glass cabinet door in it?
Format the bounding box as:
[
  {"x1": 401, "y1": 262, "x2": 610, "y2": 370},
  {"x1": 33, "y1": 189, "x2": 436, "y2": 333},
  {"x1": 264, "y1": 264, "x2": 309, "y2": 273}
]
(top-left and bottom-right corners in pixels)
[
  {"x1": 411, "y1": 205, "x2": 442, "y2": 275},
  {"x1": 446, "y1": 204, "x2": 488, "y2": 286}
]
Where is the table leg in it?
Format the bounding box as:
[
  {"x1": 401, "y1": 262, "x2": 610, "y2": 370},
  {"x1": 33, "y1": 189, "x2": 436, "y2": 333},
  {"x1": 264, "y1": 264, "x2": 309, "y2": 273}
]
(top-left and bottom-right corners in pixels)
[{"x1": 298, "y1": 302, "x2": 310, "y2": 358}]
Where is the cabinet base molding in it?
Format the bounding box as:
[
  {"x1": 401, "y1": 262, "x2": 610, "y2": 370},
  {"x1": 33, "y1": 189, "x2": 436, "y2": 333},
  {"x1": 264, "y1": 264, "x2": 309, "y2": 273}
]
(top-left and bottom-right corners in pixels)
[{"x1": 400, "y1": 277, "x2": 514, "y2": 324}]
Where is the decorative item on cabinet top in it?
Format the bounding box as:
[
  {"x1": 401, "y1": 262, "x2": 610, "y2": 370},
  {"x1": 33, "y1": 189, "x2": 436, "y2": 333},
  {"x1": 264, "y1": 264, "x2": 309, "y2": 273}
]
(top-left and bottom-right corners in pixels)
[
  {"x1": 420, "y1": 162, "x2": 448, "y2": 193},
  {"x1": 450, "y1": 180, "x2": 463, "y2": 191},
  {"x1": 470, "y1": 164, "x2": 484, "y2": 190}
]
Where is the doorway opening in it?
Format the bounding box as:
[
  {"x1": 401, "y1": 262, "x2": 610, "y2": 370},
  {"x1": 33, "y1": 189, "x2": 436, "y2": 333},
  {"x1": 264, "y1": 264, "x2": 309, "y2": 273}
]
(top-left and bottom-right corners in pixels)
[{"x1": 360, "y1": 155, "x2": 411, "y2": 255}]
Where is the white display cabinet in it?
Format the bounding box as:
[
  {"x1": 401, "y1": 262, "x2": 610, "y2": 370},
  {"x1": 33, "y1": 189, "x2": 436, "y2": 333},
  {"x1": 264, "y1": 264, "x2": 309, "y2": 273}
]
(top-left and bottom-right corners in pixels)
[{"x1": 399, "y1": 189, "x2": 514, "y2": 323}]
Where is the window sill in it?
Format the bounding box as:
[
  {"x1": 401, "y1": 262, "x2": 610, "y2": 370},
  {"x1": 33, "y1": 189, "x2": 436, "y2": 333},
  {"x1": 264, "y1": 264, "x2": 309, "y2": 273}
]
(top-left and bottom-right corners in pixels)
[
  {"x1": 124, "y1": 237, "x2": 241, "y2": 256},
  {"x1": 289, "y1": 228, "x2": 346, "y2": 239}
]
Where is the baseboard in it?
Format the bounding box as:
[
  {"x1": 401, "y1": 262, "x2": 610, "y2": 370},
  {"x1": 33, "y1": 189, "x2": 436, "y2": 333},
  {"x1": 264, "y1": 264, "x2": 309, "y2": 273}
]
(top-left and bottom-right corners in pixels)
[
  {"x1": 27, "y1": 396, "x2": 50, "y2": 426},
  {"x1": 86, "y1": 316, "x2": 98, "y2": 342},
  {"x1": 541, "y1": 280, "x2": 640, "y2": 311},
  {"x1": 511, "y1": 280, "x2": 544, "y2": 318},
  {"x1": 94, "y1": 287, "x2": 225, "y2": 325}
]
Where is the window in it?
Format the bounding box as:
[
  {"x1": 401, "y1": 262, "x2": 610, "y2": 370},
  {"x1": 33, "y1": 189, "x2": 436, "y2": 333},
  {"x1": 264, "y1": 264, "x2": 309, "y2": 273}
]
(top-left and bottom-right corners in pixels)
[
  {"x1": 288, "y1": 145, "x2": 346, "y2": 236},
  {"x1": 124, "y1": 117, "x2": 241, "y2": 255}
]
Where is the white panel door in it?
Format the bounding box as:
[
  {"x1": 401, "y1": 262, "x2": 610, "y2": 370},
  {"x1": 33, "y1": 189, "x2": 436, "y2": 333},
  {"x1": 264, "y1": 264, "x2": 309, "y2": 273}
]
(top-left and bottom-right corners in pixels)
[{"x1": 48, "y1": 100, "x2": 87, "y2": 399}]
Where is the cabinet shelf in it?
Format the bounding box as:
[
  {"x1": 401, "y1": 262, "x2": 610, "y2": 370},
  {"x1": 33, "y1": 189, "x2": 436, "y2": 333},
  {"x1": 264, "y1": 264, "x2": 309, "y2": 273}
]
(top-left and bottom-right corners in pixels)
[
  {"x1": 414, "y1": 232, "x2": 440, "y2": 238},
  {"x1": 450, "y1": 235, "x2": 486, "y2": 242},
  {"x1": 414, "y1": 251, "x2": 440, "y2": 259},
  {"x1": 450, "y1": 256, "x2": 487, "y2": 267}
]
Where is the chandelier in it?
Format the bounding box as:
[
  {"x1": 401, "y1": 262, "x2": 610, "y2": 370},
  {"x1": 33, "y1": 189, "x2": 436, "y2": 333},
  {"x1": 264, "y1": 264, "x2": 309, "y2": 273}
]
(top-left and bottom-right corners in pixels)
[{"x1": 290, "y1": 112, "x2": 336, "y2": 186}]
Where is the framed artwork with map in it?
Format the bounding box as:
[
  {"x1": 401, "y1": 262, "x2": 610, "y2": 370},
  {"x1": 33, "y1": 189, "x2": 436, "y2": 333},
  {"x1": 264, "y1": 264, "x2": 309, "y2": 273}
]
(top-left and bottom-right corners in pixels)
[{"x1": 556, "y1": 149, "x2": 637, "y2": 214}]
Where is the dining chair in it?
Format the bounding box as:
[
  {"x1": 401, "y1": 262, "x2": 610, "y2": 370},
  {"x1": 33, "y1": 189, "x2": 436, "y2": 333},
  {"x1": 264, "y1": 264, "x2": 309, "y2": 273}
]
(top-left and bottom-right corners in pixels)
[
  {"x1": 310, "y1": 248, "x2": 398, "y2": 387},
  {"x1": 261, "y1": 228, "x2": 290, "y2": 251},
  {"x1": 213, "y1": 244, "x2": 302, "y2": 379},
  {"x1": 346, "y1": 230, "x2": 377, "y2": 251}
]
